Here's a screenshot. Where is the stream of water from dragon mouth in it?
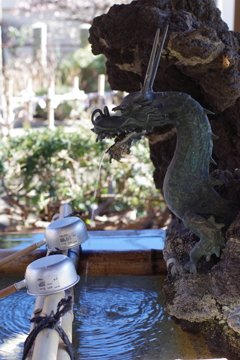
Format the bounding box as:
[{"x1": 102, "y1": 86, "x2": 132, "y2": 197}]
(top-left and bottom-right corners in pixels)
[
  {"x1": 90, "y1": 150, "x2": 107, "y2": 229},
  {"x1": 86, "y1": 150, "x2": 106, "y2": 288}
]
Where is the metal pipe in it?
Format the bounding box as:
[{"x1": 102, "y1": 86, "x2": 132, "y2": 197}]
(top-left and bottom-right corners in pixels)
[
  {"x1": 28, "y1": 203, "x2": 74, "y2": 360},
  {"x1": 31, "y1": 291, "x2": 65, "y2": 360},
  {"x1": 59, "y1": 204, "x2": 72, "y2": 219},
  {"x1": 25, "y1": 296, "x2": 45, "y2": 360},
  {"x1": 56, "y1": 289, "x2": 74, "y2": 360},
  {"x1": 56, "y1": 246, "x2": 80, "y2": 360}
]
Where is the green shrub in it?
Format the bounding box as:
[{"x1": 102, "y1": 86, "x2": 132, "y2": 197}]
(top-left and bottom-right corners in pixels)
[
  {"x1": 58, "y1": 46, "x2": 108, "y2": 93},
  {"x1": 0, "y1": 125, "x2": 162, "y2": 223},
  {"x1": 54, "y1": 102, "x2": 72, "y2": 120}
]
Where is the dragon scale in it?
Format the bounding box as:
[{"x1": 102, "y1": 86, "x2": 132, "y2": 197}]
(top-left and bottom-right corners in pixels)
[{"x1": 161, "y1": 92, "x2": 215, "y2": 218}]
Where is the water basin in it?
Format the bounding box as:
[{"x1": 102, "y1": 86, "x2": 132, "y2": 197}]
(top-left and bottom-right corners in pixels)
[
  {"x1": 0, "y1": 229, "x2": 165, "y2": 251},
  {"x1": 0, "y1": 274, "x2": 212, "y2": 360},
  {"x1": 0, "y1": 230, "x2": 213, "y2": 359},
  {"x1": 0, "y1": 230, "x2": 167, "y2": 275}
]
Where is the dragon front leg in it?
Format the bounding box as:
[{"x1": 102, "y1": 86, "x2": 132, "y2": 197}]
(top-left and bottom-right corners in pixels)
[{"x1": 182, "y1": 211, "x2": 225, "y2": 276}]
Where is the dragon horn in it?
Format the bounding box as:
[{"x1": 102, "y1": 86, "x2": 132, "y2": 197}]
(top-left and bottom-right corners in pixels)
[
  {"x1": 141, "y1": 28, "x2": 160, "y2": 97},
  {"x1": 149, "y1": 24, "x2": 169, "y2": 91}
]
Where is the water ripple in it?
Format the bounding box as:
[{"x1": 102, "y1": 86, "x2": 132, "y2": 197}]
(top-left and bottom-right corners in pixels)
[
  {"x1": 73, "y1": 275, "x2": 172, "y2": 360},
  {"x1": 0, "y1": 276, "x2": 34, "y2": 360}
]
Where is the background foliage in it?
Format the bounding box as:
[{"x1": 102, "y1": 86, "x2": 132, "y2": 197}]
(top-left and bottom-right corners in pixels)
[
  {"x1": 58, "y1": 47, "x2": 107, "y2": 93},
  {"x1": 0, "y1": 123, "x2": 163, "y2": 227}
]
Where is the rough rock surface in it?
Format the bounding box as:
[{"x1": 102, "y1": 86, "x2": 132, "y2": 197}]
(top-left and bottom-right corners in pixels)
[
  {"x1": 89, "y1": 0, "x2": 240, "y2": 357},
  {"x1": 163, "y1": 214, "x2": 240, "y2": 359}
]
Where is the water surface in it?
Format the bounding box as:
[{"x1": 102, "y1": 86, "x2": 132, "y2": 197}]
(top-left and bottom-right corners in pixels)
[
  {"x1": 0, "y1": 233, "x2": 44, "y2": 250},
  {"x1": 0, "y1": 275, "x2": 212, "y2": 360}
]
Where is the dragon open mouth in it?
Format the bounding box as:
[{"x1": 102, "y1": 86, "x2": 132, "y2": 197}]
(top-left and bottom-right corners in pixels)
[
  {"x1": 91, "y1": 106, "x2": 149, "y2": 139},
  {"x1": 91, "y1": 105, "x2": 150, "y2": 162},
  {"x1": 91, "y1": 102, "x2": 170, "y2": 161},
  {"x1": 91, "y1": 106, "x2": 152, "y2": 162}
]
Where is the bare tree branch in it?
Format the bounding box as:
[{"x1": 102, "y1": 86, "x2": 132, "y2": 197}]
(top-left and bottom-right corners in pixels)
[{"x1": 15, "y1": 0, "x2": 132, "y2": 23}]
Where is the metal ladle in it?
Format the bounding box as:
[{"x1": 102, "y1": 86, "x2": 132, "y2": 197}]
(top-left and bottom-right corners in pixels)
[
  {"x1": 0, "y1": 254, "x2": 80, "y2": 298},
  {"x1": 0, "y1": 216, "x2": 89, "y2": 267}
]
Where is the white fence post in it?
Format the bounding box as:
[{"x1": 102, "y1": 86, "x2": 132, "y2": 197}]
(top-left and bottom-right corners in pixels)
[
  {"x1": 5, "y1": 79, "x2": 14, "y2": 136},
  {"x1": 215, "y1": 0, "x2": 235, "y2": 30},
  {"x1": 97, "y1": 74, "x2": 105, "y2": 108},
  {"x1": 32, "y1": 22, "x2": 47, "y2": 68},
  {"x1": 47, "y1": 78, "x2": 55, "y2": 129},
  {"x1": 25, "y1": 78, "x2": 34, "y2": 128},
  {"x1": 72, "y1": 76, "x2": 79, "y2": 121}
]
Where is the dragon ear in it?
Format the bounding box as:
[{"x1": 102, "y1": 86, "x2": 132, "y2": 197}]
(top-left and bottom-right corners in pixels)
[
  {"x1": 141, "y1": 25, "x2": 169, "y2": 97},
  {"x1": 149, "y1": 25, "x2": 168, "y2": 91}
]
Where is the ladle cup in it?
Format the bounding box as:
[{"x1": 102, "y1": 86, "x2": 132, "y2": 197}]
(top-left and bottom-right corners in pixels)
[
  {"x1": 0, "y1": 254, "x2": 80, "y2": 299},
  {"x1": 0, "y1": 216, "x2": 89, "y2": 267}
]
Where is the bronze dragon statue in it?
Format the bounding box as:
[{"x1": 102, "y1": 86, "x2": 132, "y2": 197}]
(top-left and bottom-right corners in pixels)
[{"x1": 91, "y1": 27, "x2": 240, "y2": 275}]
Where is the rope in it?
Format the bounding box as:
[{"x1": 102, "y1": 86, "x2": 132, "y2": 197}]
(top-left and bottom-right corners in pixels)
[{"x1": 22, "y1": 296, "x2": 75, "y2": 360}]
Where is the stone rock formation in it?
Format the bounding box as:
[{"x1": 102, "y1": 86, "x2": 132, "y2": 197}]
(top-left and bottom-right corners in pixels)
[
  {"x1": 89, "y1": 0, "x2": 240, "y2": 358},
  {"x1": 163, "y1": 214, "x2": 240, "y2": 359}
]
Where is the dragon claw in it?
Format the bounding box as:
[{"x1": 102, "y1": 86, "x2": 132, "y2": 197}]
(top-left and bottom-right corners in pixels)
[
  {"x1": 166, "y1": 257, "x2": 198, "y2": 278},
  {"x1": 166, "y1": 258, "x2": 185, "y2": 276},
  {"x1": 184, "y1": 261, "x2": 197, "y2": 277}
]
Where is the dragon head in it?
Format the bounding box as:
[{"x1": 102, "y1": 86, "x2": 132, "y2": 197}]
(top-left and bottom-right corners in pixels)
[{"x1": 91, "y1": 26, "x2": 169, "y2": 161}]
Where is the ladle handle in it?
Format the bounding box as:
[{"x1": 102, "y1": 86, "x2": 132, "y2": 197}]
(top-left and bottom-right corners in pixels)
[
  {"x1": 0, "y1": 239, "x2": 46, "y2": 267},
  {"x1": 0, "y1": 284, "x2": 17, "y2": 299}
]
